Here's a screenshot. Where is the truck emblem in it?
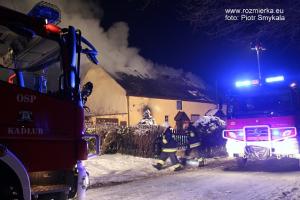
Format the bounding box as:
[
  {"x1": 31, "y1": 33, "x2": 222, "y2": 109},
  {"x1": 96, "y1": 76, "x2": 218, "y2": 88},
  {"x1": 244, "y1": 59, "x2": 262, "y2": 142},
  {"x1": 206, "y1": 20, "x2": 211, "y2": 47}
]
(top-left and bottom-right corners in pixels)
[
  {"x1": 17, "y1": 94, "x2": 37, "y2": 103},
  {"x1": 18, "y1": 111, "x2": 33, "y2": 122},
  {"x1": 8, "y1": 127, "x2": 44, "y2": 135},
  {"x1": 254, "y1": 128, "x2": 262, "y2": 136}
]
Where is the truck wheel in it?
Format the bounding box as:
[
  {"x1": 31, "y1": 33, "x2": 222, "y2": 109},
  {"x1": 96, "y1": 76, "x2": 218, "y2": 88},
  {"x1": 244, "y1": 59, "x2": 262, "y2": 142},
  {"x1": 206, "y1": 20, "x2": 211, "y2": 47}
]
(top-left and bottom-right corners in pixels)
[
  {"x1": 67, "y1": 169, "x2": 90, "y2": 199},
  {"x1": 56, "y1": 192, "x2": 68, "y2": 200},
  {"x1": 0, "y1": 161, "x2": 23, "y2": 200},
  {"x1": 236, "y1": 158, "x2": 247, "y2": 168},
  {"x1": 66, "y1": 170, "x2": 78, "y2": 199},
  {"x1": 38, "y1": 192, "x2": 68, "y2": 200},
  {"x1": 0, "y1": 181, "x2": 23, "y2": 200}
]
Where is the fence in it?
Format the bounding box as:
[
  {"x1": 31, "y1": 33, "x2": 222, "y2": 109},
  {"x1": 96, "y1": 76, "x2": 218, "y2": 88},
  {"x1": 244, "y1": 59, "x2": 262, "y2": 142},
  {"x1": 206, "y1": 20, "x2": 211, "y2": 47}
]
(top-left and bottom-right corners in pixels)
[
  {"x1": 85, "y1": 124, "x2": 227, "y2": 158},
  {"x1": 172, "y1": 133, "x2": 188, "y2": 150},
  {"x1": 85, "y1": 124, "x2": 163, "y2": 157},
  {"x1": 171, "y1": 130, "x2": 226, "y2": 157}
]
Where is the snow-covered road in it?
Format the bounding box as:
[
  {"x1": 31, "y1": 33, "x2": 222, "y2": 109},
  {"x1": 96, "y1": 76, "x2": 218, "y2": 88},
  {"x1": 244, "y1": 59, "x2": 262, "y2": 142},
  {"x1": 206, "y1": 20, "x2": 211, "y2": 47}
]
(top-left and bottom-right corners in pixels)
[{"x1": 85, "y1": 155, "x2": 300, "y2": 200}]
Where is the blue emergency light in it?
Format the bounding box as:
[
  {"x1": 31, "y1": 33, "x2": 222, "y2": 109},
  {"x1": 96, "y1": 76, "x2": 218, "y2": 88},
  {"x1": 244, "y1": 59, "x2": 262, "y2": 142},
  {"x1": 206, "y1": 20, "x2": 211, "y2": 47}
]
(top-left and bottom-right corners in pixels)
[
  {"x1": 235, "y1": 80, "x2": 251, "y2": 87},
  {"x1": 265, "y1": 76, "x2": 284, "y2": 83},
  {"x1": 28, "y1": 1, "x2": 61, "y2": 24},
  {"x1": 235, "y1": 79, "x2": 259, "y2": 88}
]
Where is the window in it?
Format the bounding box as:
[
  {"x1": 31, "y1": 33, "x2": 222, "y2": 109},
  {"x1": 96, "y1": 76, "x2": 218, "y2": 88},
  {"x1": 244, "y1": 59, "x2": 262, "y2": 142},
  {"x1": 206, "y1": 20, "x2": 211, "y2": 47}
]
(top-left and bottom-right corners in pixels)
[
  {"x1": 229, "y1": 92, "x2": 294, "y2": 118},
  {"x1": 96, "y1": 118, "x2": 118, "y2": 126},
  {"x1": 0, "y1": 25, "x2": 61, "y2": 94},
  {"x1": 176, "y1": 100, "x2": 182, "y2": 110},
  {"x1": 165, "y1": 115, "x2": 169, "y2": 122},
  {"x1": 120, "y1": 121, "x2": 127, "y2": 127},
  {"x1": 191, "y1": 114, "x2": 200, "y2": 122}
]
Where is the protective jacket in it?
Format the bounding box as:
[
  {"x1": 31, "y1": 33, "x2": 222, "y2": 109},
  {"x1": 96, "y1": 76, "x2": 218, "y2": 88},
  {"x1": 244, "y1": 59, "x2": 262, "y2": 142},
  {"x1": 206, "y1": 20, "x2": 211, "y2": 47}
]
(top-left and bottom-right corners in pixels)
[
  {"x1": 185, "y1": 125, "x2": 201, "y2": 148},
  {"x1": 161, "y1": 127, "x2": 178, "y2": 152}
]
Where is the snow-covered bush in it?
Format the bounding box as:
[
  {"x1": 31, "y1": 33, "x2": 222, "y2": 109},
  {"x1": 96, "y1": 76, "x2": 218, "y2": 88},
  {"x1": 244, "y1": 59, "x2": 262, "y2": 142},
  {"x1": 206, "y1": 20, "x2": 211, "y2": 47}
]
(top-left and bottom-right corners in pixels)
[
  {"x1": 193, "y1": 116, "x2": 227, "y2": 157},
  {"x1": 85, "y1": 124, "x2": 163, "y2": 157},
  {"x1": 193, "y1": 115, "x2": 226, "y2": 134},
  {"x1": 138, "y1": 108, "x2": 156, "y2": 125}
]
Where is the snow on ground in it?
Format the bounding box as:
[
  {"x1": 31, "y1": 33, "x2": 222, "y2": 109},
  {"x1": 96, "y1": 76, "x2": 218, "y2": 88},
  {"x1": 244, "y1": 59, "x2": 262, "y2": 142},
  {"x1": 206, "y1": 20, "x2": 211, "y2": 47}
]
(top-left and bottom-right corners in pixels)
[
  {"x1": 84, "y1": 154, "x2": 300, "y2": 200},
  {"x1": 84, "y1": 153, "x2": 226, "y2": 187},
  {"x1": 84, "y1": 154, "x2": 174, "y2": 187}
]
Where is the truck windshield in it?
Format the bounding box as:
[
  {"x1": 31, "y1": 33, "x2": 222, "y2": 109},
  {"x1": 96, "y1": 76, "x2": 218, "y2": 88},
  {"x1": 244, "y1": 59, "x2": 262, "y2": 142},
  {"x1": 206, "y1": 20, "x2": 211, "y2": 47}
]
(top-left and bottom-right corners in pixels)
[
  {"x1": 0, "y1": 25, "x2": 61, "y2": 94},
  {"x1": 227, "y1": 89, "x2": 295, "y2": 118}
]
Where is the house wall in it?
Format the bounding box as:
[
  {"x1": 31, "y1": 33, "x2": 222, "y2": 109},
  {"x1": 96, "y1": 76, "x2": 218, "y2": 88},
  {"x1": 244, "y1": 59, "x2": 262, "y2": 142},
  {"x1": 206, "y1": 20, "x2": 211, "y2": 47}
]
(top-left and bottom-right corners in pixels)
[
  {"x1": 128, "y1": 96, "x2": 216, "y2": 127},
  {"x1": 83, "y1": 67, "x2": 217, "y2": 127},
  {"x1": 83, "y1": 67, "x2": 128, "y2": 119},
  {"x1": 86, "y1": 113, "x2": 129, "y2": 127}
]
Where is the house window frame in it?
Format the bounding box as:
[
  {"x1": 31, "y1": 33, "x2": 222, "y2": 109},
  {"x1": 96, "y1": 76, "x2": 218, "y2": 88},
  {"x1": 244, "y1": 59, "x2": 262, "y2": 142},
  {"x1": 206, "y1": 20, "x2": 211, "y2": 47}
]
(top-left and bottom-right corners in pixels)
[
  {"x1": 165, "y1": 115, "x2": 169, "y2": 122},
  {"x1": 176, "y1": 100, "x2": 182, "y2": 110},
  {"x1": 191, "y1": 114, "x2": 200, "y2": 122},
  {"x1": 120, "y1": 121, "x2": 127, "y2": 127}
]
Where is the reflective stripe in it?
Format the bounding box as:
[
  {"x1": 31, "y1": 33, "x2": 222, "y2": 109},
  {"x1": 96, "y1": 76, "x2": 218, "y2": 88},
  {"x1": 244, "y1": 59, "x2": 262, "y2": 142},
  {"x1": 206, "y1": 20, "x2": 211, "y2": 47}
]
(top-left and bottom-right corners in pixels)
[
  {"x1": 190, "y1": 142, "x2": 201, "y2": 148},
  {"x1": 162, "y1": 148, "x2": 177, "y2": 153},
  {"x1": 170, "y1": 163, "x2": 183, "y2": 170},
  {"x1": 173, "y1": 163, "x2": 182, "y2": 168},
  {"x1": 157, "y1": 160, "x2": 165, "y2": 165}
]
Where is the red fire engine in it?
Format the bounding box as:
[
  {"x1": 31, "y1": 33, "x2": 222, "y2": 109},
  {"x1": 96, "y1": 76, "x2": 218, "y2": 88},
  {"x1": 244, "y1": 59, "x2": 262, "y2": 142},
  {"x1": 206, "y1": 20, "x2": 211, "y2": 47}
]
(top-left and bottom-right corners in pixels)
[
  {"x1": 223, "y1": 76, "x2": 300, "y2": 168},
  {"x1": 0, "y1": 2, "x2": 98, "y2": 199}
]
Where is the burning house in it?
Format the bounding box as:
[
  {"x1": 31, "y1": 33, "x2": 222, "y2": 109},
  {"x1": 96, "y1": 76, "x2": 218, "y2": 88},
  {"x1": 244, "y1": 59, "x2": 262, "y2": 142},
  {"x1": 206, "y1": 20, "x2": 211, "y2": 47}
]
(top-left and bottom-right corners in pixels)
[{"x1": 83, "y1": 66, "x2": 216, "y2": 128}]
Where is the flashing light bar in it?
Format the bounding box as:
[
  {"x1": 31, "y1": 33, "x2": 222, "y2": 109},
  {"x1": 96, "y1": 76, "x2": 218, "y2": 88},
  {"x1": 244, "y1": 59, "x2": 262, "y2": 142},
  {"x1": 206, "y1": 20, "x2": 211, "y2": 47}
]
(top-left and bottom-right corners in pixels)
[
  {"x1": 265, "y1": 76, "x2": 284, "y2": 83},
  {"x1": 28, "y1": 2, "x2": 61, "y2": 24},
  {"x1": 235, "y1": 79, "x2": 259, "y2": 88}
]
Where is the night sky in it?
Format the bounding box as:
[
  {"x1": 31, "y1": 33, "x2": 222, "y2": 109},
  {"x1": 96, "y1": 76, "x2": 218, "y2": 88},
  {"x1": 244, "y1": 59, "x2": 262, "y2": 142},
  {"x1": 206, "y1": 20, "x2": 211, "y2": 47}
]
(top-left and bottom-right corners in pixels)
[{"x1": 100, "y1": 0, "x2": 300, "y2": 90}]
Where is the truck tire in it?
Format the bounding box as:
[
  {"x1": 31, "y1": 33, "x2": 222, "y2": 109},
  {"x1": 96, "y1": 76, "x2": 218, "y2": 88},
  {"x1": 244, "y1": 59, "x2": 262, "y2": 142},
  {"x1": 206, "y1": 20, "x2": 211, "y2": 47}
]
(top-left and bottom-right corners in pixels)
[
  {"x1": 67, "y1": 168, "x2": 90, "y2": 199},
  {"x1": 0, "y1": 180, "x2": 23, "y2": 200},
  {"x1": 0, "y1": 161, "x2": 23, "y2": 200},
  {"x1": 38, "y1": 192, "x2": 68, "y2": 200},
  {"x1": 236, "y1": 157, "x2": 247, "y2": 168}
]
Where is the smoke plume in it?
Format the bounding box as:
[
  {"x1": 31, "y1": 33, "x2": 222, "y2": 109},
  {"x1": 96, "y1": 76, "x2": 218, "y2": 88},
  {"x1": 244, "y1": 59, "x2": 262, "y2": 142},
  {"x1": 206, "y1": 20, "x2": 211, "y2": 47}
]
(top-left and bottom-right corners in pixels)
[{"x1": 0, "y1": 0, "x2": 205, "y2": 85}]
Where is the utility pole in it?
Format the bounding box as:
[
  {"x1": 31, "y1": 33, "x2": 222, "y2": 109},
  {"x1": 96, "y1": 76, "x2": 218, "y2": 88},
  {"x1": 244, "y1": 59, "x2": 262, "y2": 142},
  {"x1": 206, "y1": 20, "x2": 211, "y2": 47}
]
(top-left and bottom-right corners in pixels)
[{"x1": 251, "y1": 42, "x2": 266, "y2": 81}]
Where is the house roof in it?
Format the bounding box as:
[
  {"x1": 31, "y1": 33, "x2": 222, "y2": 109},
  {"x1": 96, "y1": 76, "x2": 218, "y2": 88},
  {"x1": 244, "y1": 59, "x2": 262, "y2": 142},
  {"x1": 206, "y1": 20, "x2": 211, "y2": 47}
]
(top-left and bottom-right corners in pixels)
[
  {"x1": 112, "y1": 72, "x2": 214, "y2": 102},
  {"x1": 174, "y1": 111, "x2": 190, "y2": 122}
]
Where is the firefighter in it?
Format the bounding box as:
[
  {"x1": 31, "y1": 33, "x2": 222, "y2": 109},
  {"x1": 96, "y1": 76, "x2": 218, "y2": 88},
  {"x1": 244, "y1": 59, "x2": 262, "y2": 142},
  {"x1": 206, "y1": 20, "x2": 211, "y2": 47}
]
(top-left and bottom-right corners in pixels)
[
  {"x1": 153, "y1": 124, "x2": 183, "y2": 171},
  {"x1": 214, "y1": 102, "x2": 226, "y2": 120},
  {"x1": 183, "y1": 121, "x2": 205, "y2": 167}
]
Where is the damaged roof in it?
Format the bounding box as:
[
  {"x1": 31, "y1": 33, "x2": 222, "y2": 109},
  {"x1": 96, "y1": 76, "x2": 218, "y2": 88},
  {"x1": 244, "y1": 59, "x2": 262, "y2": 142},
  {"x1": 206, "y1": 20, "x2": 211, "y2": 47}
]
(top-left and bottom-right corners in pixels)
[{"x1": 112, "y1": 72, "x2": 214, "y2": 102}]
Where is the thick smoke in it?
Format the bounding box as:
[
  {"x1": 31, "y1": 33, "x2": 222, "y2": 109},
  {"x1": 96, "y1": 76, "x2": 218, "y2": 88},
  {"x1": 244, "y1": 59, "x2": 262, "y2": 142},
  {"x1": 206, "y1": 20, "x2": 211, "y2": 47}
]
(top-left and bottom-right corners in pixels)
[{"x1": 0, "y1": 0, "x2": 205, "y2": 86}]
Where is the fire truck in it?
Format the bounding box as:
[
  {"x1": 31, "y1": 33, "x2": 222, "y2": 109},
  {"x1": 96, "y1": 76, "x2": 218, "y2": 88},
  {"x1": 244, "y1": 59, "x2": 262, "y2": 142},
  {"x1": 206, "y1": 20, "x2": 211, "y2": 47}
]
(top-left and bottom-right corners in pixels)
[
  {"x1": 223, "y1": 76, "x2": 300, "y2": 168},
  {"x1": 0, "y1": 2, "x2": 98, "y2": 200}
]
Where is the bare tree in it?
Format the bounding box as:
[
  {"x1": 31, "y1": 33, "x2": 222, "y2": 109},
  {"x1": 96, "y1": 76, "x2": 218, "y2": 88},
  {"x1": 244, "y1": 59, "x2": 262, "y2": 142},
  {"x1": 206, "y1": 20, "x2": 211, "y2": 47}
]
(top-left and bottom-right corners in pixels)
[
  {"x1": 128, "y1": 0, "x2": 161, "y2": 10},
  {"x1": 178, "y1": 0, "x2": 300, "y2": 46}
]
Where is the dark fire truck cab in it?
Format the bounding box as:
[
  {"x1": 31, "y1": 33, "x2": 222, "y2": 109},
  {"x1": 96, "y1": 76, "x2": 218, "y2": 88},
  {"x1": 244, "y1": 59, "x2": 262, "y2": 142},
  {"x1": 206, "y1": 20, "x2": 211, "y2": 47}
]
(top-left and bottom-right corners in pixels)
[
  {"x1": 0, "y1": 2, "x2": 98, "y2": 200},
  {"x1": 223, "y1": 76, "x2": 300, "y2": 167}
]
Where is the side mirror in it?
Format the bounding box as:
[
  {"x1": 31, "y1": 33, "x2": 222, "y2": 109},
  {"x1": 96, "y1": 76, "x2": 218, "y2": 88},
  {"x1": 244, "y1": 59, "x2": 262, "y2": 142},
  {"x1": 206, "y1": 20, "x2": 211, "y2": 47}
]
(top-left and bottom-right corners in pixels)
[
  {"x1": 81, "y1": 81, "x2": 93, "y2": 105},
  {"x1": 81, "y1": 36, "x2": 99, "y2": 65}
]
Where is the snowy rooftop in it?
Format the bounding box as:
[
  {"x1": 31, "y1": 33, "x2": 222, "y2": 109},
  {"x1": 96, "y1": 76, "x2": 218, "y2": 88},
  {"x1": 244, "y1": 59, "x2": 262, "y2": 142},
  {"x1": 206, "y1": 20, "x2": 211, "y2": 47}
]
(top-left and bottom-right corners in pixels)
[{"x1": 112, "y1": 72, "x2": 213, "y2": 102}]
